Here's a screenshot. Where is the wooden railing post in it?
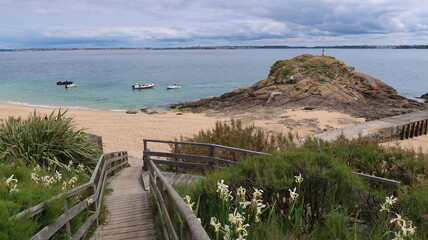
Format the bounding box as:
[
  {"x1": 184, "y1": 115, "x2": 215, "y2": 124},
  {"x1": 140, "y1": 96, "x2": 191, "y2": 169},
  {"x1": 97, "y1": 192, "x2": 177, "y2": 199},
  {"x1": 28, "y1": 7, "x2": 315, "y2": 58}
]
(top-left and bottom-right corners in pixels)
[
  {"x1": 64, "y1": 200, "x2": 72, "y2": 239},
  {"x1": 400, "y1": 125, "x2": 406, "y2": 140},
  {"x1": 174, "y1": 143, "x2": 180, "y2": 174},
  {"x1": 164, "y1": 191, "x2": 175, "y2": 225},
  {"x1": 208, "y1": 145, "x2": 215, "y2": 168},
  {"x1": 87, "y1": 185, "x2": 98, "y2": 225},
  {"x1": 424, "y1": 120, "x2": 428, "y2": 135},
  {"x1": 143, "y1": 140, "x2": 149, "y2": 171}
]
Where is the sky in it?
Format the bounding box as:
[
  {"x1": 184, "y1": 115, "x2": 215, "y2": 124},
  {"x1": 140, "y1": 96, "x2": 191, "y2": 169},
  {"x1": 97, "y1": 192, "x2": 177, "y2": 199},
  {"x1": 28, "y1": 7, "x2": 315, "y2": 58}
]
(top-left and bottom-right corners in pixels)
[{"x1": 1, "y1": 0, "x2": 427, "y2": 49}]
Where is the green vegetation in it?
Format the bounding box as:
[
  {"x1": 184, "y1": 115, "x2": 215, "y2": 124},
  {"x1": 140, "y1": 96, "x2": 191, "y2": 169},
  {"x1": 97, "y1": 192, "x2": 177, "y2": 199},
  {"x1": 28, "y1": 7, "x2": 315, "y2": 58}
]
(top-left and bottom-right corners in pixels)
[
  {"x1": 0, "y1": 110, "x2": 100, "y2": 170},
  {"x1": 0, "y1": 111, "x2": 103, "y2": 239},
  {"x1": 177, "y1": 119, "x2": 295, "y2": 161},
  {"x1": 173, "y1": 120, "x2": 427, "y2": 239}
]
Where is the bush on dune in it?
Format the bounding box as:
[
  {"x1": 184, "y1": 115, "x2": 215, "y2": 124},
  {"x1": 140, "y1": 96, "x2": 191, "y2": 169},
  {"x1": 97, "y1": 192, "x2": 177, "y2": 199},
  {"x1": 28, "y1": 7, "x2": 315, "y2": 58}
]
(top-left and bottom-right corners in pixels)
[
  {"x1": 178, "y1": 119, "x2": 295, "y2": 161},
  {"x1": 0, "y1": 110, "x2": 100, "y2": 170}
]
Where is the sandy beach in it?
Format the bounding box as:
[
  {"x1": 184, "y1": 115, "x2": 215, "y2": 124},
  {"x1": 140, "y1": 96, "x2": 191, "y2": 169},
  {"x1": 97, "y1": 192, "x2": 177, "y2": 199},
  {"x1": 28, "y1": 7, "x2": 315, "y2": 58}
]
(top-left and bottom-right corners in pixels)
[{"x1": 0, "y1": 103, "x2": 426, "y2": 157}]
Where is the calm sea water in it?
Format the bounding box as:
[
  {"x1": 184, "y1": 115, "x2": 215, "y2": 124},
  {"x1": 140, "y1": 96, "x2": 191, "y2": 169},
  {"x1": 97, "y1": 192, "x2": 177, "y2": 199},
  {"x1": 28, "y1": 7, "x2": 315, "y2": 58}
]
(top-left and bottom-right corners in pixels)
[{"x1": 0, "y1": 49, "x2": 426, "y2": 110}]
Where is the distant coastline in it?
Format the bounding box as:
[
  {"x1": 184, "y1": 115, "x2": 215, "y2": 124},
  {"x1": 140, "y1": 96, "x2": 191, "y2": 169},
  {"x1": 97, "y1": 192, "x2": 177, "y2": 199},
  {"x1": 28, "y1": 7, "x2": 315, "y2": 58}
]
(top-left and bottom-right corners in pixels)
[{"x1": 1, "y1": 45, "x2": 428, "y2": 52}]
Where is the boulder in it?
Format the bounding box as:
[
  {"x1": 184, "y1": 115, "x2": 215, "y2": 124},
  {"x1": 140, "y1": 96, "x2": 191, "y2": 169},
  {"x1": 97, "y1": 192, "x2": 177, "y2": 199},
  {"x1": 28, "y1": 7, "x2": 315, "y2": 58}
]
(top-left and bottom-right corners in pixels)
[
  {"x1": 419, "y1": 93, "x2": 428, "y2": 100},
  {"x1": 126, "y1": 110, "x2": 138, "y2": 114}
]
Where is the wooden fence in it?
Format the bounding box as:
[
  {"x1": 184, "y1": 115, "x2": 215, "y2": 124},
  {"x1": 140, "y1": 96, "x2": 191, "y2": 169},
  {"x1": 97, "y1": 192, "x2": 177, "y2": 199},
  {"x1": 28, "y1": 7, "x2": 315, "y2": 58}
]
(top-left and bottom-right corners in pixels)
[
  {"x1": 142, "y1": 139, "x2": 269, "y2": 172},
  {"x1": 12, "y1": 151, "x2": 128, "y2": 240},
  {"x1": 401, "y1": 119, "x2": 428, "y2": 140},
  {"x1": 142, "y1": 139, "x2": 402, "y2": 240}
]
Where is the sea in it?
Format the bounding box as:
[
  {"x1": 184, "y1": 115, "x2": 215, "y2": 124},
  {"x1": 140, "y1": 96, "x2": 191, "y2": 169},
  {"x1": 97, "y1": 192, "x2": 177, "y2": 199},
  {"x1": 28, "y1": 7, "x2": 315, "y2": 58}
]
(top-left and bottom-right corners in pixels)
[{"x1": 0, "y1": 49, "x2": 426, "y2": 111}]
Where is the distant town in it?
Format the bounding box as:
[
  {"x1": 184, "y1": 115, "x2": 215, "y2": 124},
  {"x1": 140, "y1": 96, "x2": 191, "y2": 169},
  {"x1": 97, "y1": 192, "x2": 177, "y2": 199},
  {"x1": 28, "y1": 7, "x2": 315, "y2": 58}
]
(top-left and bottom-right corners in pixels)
[{"x1": 1, "y1": 45, "x2": 428, "y2": 52}]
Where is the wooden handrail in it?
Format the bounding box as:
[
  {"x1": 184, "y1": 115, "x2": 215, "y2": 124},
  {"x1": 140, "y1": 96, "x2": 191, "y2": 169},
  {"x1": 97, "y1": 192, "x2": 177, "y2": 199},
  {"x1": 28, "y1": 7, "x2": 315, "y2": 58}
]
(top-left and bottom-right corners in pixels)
[
  {"x1": 148, "y1": 159, "x2": 210, "y2": 240},
  {"x1": 143, "y1": 139, "x2": 270, "y2": 156},
  {"x1": 12, "y1": 151, "x2": 128, "y2": 240}
]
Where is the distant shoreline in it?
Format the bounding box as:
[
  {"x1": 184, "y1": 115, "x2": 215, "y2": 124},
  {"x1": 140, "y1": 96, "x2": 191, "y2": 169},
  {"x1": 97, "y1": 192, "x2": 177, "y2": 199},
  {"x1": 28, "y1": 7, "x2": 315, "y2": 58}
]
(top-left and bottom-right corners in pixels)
[{"x1": 1, "y1": 45, "x2": 428, "y2": 52}]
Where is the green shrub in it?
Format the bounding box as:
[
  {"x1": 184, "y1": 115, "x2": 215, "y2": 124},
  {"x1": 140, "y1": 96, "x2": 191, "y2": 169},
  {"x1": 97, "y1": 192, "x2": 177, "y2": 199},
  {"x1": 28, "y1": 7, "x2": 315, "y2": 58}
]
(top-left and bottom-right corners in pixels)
[
  {"x1": 178, "y1": 119, "x2": 295, "y2": 161},
  {"x1": 0, "y1": 110, "x2": 100, "y2": 170}
]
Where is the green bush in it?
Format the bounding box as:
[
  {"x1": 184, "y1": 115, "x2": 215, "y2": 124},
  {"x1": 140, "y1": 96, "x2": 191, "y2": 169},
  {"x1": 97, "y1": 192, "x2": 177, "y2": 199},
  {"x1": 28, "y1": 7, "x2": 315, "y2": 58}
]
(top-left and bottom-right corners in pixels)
[
  {"x1": 178, "y1": 119, "x2": 295, "y2": 161},
  {"x1": 181, "y1": 149, "x2": 367, "y2": 237},
  {"x1": 0, "y1": 110, "x2": 100, "y2": 170}
]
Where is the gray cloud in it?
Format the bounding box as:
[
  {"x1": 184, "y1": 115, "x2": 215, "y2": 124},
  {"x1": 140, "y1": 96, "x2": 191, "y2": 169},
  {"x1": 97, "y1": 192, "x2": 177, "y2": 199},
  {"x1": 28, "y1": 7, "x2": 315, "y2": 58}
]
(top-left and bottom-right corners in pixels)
[{"x1": 0, "y1": 0, "x2": 427, "y2": 48}]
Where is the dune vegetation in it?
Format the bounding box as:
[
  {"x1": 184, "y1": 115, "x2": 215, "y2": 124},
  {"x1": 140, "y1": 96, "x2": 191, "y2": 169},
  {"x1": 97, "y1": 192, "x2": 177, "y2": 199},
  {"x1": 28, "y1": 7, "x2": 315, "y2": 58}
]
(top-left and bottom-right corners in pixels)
[
  {"x1": 0, "y1": 111, "x2": 101, "y2": 239},
  {"x1": 176, "y1": 120, "x2": 428, "y2": 240}
]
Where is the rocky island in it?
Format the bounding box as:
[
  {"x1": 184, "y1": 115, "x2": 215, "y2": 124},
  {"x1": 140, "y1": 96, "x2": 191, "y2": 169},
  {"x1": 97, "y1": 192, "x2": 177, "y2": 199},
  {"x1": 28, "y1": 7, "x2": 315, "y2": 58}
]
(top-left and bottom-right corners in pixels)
[{"x1": 173, "y1": 54, "x2": 427, "y2": 120}]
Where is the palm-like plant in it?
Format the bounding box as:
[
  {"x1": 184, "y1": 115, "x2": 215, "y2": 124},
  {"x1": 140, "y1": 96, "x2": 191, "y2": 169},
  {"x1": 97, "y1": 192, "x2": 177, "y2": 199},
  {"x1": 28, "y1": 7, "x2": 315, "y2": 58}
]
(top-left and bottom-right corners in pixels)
[{"x1": 0, "y1": 110, "x2": 100, "y2": 171}]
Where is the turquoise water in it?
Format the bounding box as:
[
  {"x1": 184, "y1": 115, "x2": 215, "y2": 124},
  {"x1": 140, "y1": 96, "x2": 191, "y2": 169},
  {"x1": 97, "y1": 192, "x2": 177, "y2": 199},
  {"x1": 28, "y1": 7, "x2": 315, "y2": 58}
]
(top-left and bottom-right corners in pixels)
[{"x1": 0, "y1": 49, "x2": 426, "y2": 110}]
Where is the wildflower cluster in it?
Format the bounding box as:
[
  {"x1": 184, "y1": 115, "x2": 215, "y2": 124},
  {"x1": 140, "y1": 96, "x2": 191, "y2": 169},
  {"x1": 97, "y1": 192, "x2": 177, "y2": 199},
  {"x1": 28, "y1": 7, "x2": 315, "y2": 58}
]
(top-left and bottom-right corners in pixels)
[
  {"x1": 31, "y1": 167, "x2": 62, "y2": 187},
  {"x1": 4, "y1": 174, "x2": 19, "y2": 193},
  {"x1": 209, "y1": 180, "x2": 268, "y2": 240},
  {"x1": 379, "y1": 195, "x2": 416, "y2": 240},
  {"x1": 62, "y1": 177, "x2": 78, "y2": 192}
]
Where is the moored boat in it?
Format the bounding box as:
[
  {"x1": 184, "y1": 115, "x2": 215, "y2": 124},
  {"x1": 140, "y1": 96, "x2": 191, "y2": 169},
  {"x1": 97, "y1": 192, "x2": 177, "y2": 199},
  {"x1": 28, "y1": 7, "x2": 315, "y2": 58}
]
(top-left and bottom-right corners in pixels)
[
  {"x1": 65, "y1": 83, "x2": 77, "y2": 88},
  {"x1": 132, "y1": 83, "x2": 155, "y2": 89},
  {"x1": 57, "y1": 81, "x2": 73, "y2": 85},
  {"x1": 166, "y1": 83, "x2": 182, "y2": 89}
]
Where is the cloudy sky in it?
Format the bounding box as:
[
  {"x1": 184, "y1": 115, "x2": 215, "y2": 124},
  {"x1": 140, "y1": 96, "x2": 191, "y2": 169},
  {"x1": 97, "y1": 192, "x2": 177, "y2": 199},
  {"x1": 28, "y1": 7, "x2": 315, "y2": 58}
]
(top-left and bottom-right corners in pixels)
[{"x1": 1, "y1": 0, "x2": 427, "y2": 49}]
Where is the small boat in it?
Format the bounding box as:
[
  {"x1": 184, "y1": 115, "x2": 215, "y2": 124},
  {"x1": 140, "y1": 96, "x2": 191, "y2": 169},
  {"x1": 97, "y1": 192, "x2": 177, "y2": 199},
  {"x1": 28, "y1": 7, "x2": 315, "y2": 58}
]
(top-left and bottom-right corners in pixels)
[
  {"x1": 132, "y1": 83, "x2": 155, "y2": 89},
  {"x1": 57, "y1": 81, "x2": 73, "y2": 85},
  {"x1": 166, "y1": 83, "x2": 182, "y2": 89},
  {"x1": 65, "y1": 83, "x2": 77, "y2": 88}
]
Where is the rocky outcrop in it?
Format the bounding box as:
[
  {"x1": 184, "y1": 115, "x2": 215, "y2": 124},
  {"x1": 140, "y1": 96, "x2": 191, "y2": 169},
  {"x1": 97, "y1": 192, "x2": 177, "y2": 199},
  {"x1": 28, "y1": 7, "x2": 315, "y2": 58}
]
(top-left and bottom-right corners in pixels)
[
  {"x1": 419, "y1": 93, "x2": 428, "y2": 101},
  {"x1": 173, "y1": 54, "x2": 427, "y2": 120}
]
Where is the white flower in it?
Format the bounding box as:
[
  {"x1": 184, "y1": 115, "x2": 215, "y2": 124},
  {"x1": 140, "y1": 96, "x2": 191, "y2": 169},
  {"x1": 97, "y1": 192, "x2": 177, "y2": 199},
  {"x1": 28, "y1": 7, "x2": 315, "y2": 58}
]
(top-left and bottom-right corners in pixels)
[
  {"x1": 9, "y1": 184, "x2": 19, "y2": 192},
  {"x1": 380, "y1": 203, "x2": 390, "y2": 212},
  {"x1": 400, "y1": 220, "x2": 416, "y2": 236},
  {"x1": 31, "y1": 173, "x2": 39, "y2": 183},
  {"x1": 392, "y1": 231, "x2": 404, "y2": 240},
  {"x1": 210, "y1": 217, "x2": 221, "y2": 232},
  {"x1": 236, "y1": 186, "x2": 246, "y2": 199},
  {"x1": 239, "y1": 201, "x2": 251, "y2": 209},
  {"x1": 54, "y1": 171, "x2": 62, "y2": 181},
  {"x1": 77, "y1": 164, "x2": 84, "y2": 172},
  {"x1": 4, "y1": 174, "x2": 18, "y2": 186},
  {"x1": 86, "y1": 198, "x2": 93, "y2": 205},
  {"x1": 183, "y1": 195, "x2": 194, "y2": 210},
  {"x1": 33, "y1": 165, "x2": 41, "y2": 172},
  {"x1": 252, "y1": 188, "x2": 263, "y2": 199},
  {"x1": 288, "y1": 187, "x2": 299, "y2": 201},
  {"x1": 294, "y1": 173, "x2": 303, "y2": 183},
  {"x1": 229, "y1": 209, "x2": 245, "y2": 229},
  {"x1": 385, "y1": 195, "x2": 397, "y2": 206}
]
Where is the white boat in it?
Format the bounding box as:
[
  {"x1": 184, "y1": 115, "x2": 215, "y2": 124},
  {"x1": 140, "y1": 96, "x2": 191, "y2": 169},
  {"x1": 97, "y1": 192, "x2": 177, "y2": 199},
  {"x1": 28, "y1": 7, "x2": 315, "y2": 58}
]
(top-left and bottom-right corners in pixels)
[
  {"x1": 132, "y1": 83, "x2": 155, "y2": 89},
  {"x1": 166, "y1": 83, "x2": 182, "y2": 89},
  {"x1": 65, "y1": 83, "x2": 77, "y2": 88}
]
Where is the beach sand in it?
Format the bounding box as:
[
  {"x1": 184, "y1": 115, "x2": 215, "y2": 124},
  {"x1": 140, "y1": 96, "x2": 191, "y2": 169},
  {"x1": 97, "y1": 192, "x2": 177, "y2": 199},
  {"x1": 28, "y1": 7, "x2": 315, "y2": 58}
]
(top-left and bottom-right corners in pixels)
[
  {"x1": 0, "y1": 103, "x2": 366, "y2": 157},
  {"x1": 381, "y1": 135, "x2": 428, "y2": 154},
  {"x1": 0, "y1": 103, "x2": 425, "y2": 157}
]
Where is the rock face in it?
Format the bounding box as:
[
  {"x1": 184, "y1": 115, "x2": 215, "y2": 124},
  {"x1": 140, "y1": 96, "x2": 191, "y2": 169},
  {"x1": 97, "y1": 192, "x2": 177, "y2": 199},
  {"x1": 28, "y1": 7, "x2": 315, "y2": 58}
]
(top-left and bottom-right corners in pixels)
[
  {"x1": 173, "y1": 54, "x2": 427, "y2": 120},
  {"x1": 419, "y1": 93, "x2": 428, "y2": 100}
]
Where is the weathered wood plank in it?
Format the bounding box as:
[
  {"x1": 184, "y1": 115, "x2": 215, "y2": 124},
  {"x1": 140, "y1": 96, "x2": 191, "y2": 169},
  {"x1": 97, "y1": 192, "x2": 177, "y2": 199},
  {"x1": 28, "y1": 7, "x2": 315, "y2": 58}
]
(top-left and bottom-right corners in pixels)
[
  {"x1": 144, "y1": 151, "x2": 238, "y2": 165},
  {"x1": 92, "y1": 158, "x2": 157, "y2": 240}
]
